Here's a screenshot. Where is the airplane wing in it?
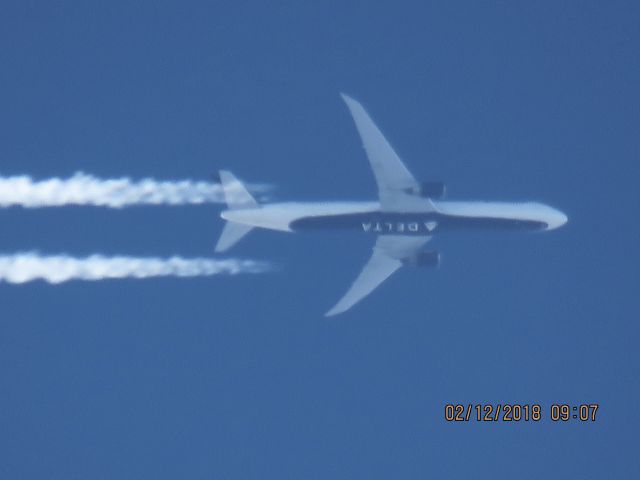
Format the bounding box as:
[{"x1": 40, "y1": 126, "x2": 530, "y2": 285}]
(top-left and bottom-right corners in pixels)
[
  {"x1": 341, "y1": 93, "x2": 432, "y2": 212},
  {"x1": 325, "y1": 235, "x2": 431, "y2": 317}
]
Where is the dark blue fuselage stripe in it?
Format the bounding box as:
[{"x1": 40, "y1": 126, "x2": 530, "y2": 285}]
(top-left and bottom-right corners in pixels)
[{"x1": 289, "y1": 212, "x2": 546, "y2": 234}]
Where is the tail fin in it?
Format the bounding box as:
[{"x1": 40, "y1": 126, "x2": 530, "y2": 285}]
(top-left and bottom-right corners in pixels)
[{"x1": 215, "y1": 171, "x2": 257, "y2": 253}]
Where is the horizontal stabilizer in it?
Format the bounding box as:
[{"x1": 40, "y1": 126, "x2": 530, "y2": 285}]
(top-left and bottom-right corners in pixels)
[
  {"x1": 215, "y1": 221, "x2": 254, "y2": 253},
  {"x1": 219, "y1": 170, "x2": 258, "y2": 209}
]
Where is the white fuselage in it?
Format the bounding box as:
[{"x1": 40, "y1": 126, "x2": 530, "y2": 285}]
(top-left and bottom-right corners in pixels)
[{"x1": 221, "y1": 199, "x2": 568, "y2": 234}]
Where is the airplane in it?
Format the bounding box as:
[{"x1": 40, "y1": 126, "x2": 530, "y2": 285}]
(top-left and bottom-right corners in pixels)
[{"x1": 215, "y1": 94, "x2": 568, "y2": 316}]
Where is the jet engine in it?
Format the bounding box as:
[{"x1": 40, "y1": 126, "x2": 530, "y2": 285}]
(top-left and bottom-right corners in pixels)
[
  {"x1": 406, "y1": 182, "x2": 446, "y2": 198},
  {"x1": 402, "y1": 250, "x2": 440, "y2": 268}
]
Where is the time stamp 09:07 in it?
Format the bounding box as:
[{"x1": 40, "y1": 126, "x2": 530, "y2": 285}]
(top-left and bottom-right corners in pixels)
[{"x1": 444, "y1": 404, "x2": 599, "y2": 422}]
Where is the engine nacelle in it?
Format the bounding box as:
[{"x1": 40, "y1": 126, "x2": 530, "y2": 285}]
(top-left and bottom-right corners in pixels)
[
  {"x1": 402, "y1": 250, "x2": 440, "y2": 268},
  {"x1": 405, "y1": 182, "x2": 446, "y2": 198}
]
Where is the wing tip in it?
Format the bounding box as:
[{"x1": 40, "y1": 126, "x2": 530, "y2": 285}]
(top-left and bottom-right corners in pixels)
[
  {"x1": 324, "y1": 307, "x2": 343, "y2": 318},
  {"x1": 325, "y1": 296, "x2": 353, "y2": 317},
  {"x1": 339, "y1": 92, "x2": 358, "y2": 107}
]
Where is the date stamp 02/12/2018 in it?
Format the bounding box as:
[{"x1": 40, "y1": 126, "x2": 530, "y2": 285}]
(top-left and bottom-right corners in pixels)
[{"x1": 444, "y1": 404, "x2": 600, "y2": 423}]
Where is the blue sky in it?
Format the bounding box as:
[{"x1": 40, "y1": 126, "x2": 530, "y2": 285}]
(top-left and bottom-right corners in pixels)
[{"x1": 1, "y1": 1, "x2": 639, "y2": 478}]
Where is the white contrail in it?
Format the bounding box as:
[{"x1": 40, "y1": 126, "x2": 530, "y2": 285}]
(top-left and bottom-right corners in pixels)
[
  {"x1": 0, "y1": 253, "x2": 271, "y2": 284},
  {"x1": 0, "y1": 172, "x2": 268, "y2": 208}
]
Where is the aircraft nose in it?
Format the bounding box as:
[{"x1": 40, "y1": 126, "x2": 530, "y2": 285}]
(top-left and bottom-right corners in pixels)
[{"x1": 548, "y1": 208, "x2": 568, "y2": 230}]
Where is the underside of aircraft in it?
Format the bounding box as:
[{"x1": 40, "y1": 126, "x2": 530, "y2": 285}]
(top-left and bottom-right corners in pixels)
[{"x1": 215, "y1": 94, "x2": 567, "y2": 316}]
